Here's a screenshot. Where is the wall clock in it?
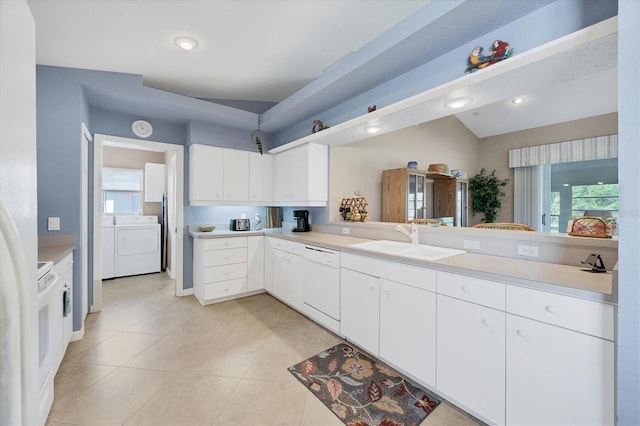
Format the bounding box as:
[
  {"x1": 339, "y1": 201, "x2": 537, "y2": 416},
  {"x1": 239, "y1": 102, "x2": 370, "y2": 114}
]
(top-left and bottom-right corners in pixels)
[{"x1": 131, "y1": 120, "x2": 153, "y2": 138}]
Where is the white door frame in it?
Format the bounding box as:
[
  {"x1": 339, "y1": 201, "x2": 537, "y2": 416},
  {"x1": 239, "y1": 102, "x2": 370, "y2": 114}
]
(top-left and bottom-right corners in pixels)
[
  {"x1": 78, "y1": 123, "x2": 91, "y2": 332},
  {"x1": 92, "y1": 133, "x2": 185, "y2": 312}
]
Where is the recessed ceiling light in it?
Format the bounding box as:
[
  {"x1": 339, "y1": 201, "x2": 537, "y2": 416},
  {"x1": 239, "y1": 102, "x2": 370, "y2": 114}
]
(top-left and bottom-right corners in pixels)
[
  {"x1": 364, "y1": 125, "x2": 382, "y2": 134},
  {"x1": 597, "y1": 181, "x2": 604, "y2": 185},
  {"x1": 512, "y1": 96, "x2": 526, "y2": 104},
  {"x1": 444, "y1": 97, "x2": 473, "y2": 109},
  {"x1": 563, "y1": 183, "x2": 570, "y2": 187},
  {"x1": 173, "y1": 36, "x2": 199, "y2": 50}
]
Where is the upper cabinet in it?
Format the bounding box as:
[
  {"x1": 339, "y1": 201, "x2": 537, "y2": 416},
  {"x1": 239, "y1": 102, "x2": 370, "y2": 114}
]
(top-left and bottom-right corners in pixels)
[
  {"x1": 189, "y1": 144, "x2": 224, "y2": 204},
  {"x1": 249, "y1": 152, "x2": 273, "y2": 203},
  {"x1": 273, "y1": 143, "x2": 328, "y2": 206},
  {"x1": 144, "y1": 162, "x2": 166, "y2": 202},
  {"x1": 189, "y1": 144, "x2": 251, "y2": 205},
  {"x1": 189, "y1": 143, "x2": 326, "y2": 206}
]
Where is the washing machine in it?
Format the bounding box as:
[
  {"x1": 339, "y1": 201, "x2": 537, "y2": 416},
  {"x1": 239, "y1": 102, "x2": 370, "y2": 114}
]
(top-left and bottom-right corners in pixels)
[
  {"x1": 101, "y1": 216, "x2": 115, "y2": 279},
  {"x1": 114, "y1": 215, "x2": 161, "y2": 277}
]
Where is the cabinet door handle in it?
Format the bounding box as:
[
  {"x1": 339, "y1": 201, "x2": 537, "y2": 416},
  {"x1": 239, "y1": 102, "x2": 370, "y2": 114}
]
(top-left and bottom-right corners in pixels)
[
  {"x1": 367, "y1": 284, "x2": 375, "y2": 290},
  {"x1": 383, "y1": 288, "x2": 389, "y2": 293},
  {"x1": 516, "y1": 329, "x2": 527, "y2": 338},
  {"x1": 482, "y1": 319, "x2": 491, "y2": 326},
  {"x1": 460, "y1": 285, "x2": 468, "y2": 292},
  {"x1": 545, "y1": 305, "x2": 557, "y2": 314}
]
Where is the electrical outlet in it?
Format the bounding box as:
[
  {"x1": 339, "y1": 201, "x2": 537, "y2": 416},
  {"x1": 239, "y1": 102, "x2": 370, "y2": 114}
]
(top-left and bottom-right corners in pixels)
[
  {"x1": 255, "y1": 213, "x2": 260, "y2": 221},
  {"x1": 464, "y1": 240, "x2": 480, "y2": 250},
  {"x1": 517, "y1": 245, "x2": 539, "y2": 257},
  {"x1": 342, "y1": 227, "x2": 350, "y2": 235},
  {"x1": 48, "y1": 217, "x2": 60, "y2": 231}
]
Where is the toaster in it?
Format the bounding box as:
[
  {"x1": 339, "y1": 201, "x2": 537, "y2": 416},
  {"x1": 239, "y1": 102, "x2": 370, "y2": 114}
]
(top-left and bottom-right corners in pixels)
[{"x1": 229, "y1": 218, "x2": 250, "y2": 231}]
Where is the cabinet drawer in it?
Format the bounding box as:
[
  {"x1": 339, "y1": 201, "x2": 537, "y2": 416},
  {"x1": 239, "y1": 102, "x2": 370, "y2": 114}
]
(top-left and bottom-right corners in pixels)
[
  {"x1": 203, "y1": 237, "x2": 247, "y2": 250},
  {"x1": 268, "y1": 237, "x2": 287, "y2": 251},
  {"x1": 506, "y1": 285, "x2": 614, "y2": 340},
  {"x1": 204, "y1": 248, "x2": 247, "y2": 267},
  {"x1": 203, "y1": 278, "x2": 248, "y2": 300},
  {"x1": 342, "y1": 253, "x2": 436, "y2": 292},
  {"x1": 437, "y1": 272, "x2": 505, "y2": 310},
  {"x1": 204, "y1": 263, "x2": 247, "y2": 283}
]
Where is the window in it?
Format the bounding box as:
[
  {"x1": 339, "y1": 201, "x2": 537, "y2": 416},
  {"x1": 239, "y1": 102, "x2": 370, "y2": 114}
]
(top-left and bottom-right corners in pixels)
[
  {"x1": 102, "y1": 168, "x2": 143, "y2": 214},
  {"x1": 547, "y1": 159, "x2": 618, "y2": 233}
]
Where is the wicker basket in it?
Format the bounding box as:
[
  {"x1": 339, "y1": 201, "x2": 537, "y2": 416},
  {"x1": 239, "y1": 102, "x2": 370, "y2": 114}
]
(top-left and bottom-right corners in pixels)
[{"x1": 427, "y1": 163, "x2": 450, "y2": 174}]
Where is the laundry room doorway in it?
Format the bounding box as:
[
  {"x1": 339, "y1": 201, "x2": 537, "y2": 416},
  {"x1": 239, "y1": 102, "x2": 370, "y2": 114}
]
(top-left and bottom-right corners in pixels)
[{"x1": 91, "y1": 134, "x2": 184, "y2": 313}]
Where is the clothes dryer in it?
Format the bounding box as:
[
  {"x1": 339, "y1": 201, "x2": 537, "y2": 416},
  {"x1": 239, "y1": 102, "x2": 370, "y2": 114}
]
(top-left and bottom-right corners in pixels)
[{"x1": 114, "y1": 215, "x2": 160, "y2": 277}]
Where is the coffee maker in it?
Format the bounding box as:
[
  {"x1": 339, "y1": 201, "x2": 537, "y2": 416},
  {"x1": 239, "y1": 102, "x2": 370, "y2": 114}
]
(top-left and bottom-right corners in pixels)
[{"x1": 292, "y1": 210, "x2": 311, "y2": 232}]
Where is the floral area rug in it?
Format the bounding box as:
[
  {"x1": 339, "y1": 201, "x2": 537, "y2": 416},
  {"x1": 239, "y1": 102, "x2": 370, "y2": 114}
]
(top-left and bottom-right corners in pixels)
[{"x1": 288, "y1": 343, "x2": 440, "y2": 426}]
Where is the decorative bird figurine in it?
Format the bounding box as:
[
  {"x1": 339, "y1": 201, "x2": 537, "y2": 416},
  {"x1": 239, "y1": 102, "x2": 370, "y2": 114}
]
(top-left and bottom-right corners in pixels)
[
  {"x1": 368, "y1": 105, "x2": 377, "y2": 113},
  {"x1": 312, "y1": 120, "x2": 329, "y2": 133},
  {"x1": 465, "y1": 46, "x2": 490, "y2": 73},
  {"x1": 489, "y1": 40, "x2": 513, "y2": 64},
  {"x1": 254, "y1": 135, "x2": 263, "y2": 155}
]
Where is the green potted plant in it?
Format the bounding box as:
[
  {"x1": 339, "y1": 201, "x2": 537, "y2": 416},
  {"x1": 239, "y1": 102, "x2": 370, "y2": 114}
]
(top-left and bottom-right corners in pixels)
[{"x1": 469, "y1": 168, "x2": 510, "y2": 223}]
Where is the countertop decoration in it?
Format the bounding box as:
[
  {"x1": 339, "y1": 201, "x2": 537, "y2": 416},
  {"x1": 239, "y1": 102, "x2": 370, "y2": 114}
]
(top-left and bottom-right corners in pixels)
[
  {"x1": 250, "y1": 116, "x2": 267, "y2": 155},
  {"x1": 311, "y1": 119, "x2": 329, "y2": 133},
  {"x1": 465, "y1": 39, "x2": 513, "y2": 73},
  {"x1": 339, "y1": 196, "x2": 368, "y2": 222}
]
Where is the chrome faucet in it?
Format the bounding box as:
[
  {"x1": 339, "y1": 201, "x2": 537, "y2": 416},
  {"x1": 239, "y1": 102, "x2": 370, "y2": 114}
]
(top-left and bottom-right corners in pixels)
[{"x1": 395, "y1": 223, "x2": 420, "y2": 244}]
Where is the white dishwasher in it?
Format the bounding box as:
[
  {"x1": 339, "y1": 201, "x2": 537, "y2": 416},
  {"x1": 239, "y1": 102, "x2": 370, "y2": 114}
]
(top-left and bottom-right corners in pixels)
[{"x1": 301, "y1": 245, "x2": 341, "y2": 334}]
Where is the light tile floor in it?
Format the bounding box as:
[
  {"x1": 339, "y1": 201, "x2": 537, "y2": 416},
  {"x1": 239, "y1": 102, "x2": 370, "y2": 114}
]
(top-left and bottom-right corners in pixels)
[{"x1": 47, "y1": 273, "x2": 482, "y2": 425}]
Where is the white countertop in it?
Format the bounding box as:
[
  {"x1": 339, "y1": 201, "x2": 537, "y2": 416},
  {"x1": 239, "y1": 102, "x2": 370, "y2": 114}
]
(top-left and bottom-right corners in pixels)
[{"x1": 190, "y1": 229, "x2": 614, "y2": 303}]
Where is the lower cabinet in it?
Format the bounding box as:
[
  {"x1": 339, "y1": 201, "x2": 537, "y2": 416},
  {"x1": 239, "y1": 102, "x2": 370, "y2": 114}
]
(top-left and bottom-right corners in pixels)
[
  {"x1": 340, "y1": 268, "x2": 380, "y2": 356},
  {"x1": 436, "y1": 294, "x2": 505, "y2": 425},
  {"x1": 341, "y1": 253, "x2": 437, "y2": 387},
  {"x1": 193, "y1": 236, "x2": 265, "y2": 305},
  {"x1": 247, "y1": 236, "x2": 265, "y2": 292},
  {"x1": 506, "y1": 314, "x2": 615, "y2": 426},
  {"x1": 380, "y1": 278, "x2": 436, "y2": 387},
  {"x1": 268, "y1": 239, "x2": 304, "y2": 310}
]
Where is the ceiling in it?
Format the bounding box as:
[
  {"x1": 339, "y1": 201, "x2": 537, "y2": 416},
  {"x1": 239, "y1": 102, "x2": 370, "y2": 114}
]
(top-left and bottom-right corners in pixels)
[
  {"x1": 27, "y1": 0, "x2": 428, "y2": 105},
  {"x1": 26, "y1": 0, "x2": 617, "y2": 139}
]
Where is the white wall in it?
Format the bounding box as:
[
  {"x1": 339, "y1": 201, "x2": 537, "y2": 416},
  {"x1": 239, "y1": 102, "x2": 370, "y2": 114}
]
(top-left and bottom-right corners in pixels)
[{"x1": 330, "y1": 115, "x2": 480, "y2": 221}]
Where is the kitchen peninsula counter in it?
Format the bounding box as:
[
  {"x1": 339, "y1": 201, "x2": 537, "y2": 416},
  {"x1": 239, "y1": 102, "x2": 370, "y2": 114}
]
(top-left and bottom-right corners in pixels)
[{"x1": 190, "y1": 229, "x2": 614, "y2": 303}]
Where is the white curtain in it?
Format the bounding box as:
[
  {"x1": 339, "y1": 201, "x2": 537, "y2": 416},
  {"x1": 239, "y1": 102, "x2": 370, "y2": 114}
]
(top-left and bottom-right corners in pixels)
[{"x1": 514, "y1": 165, "x2": 545, "y2": 231}]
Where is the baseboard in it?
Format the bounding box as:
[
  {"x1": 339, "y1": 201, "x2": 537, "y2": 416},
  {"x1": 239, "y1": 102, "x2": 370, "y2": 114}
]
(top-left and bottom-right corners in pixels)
[{"x1": 70, "y1": 326, "x2": 85, "y2": 342}]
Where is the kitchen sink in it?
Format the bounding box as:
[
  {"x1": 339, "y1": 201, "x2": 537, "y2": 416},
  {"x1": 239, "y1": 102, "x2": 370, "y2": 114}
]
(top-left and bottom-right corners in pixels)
[{"x1": 348, "y1": 240, "x2": 465, "y2": 261}]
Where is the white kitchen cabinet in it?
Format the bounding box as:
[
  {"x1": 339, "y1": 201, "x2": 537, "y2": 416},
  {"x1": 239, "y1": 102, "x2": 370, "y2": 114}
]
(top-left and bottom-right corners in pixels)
[
  {"x1": 189, "y1": 144, "x2": 250, "y2": 204},
  {"x1": 379, "y1": 278, "x2": 436, "y2": 388},
  {"x1": 505, "y1": 285, "x2": 615, "y2": 426},
  {"x1": 189, "y1": 144, "x2": 224, "y2": 203},
  {"x1": 273, "y1": 143, "x2": 328, "y2": 206},
  {"x1": 437, "y1": 294, "x2": 505, "y2": 425},
  {"x1": 249, "y1": 152, "x2": 273, "y2": 202},
  {"x1": 144, "y1": 162, "x2": 166, "y2": 202},
  {"x1": 270, "y1": 247, "x2": 287, "y2": 301},
  {"x1": 223, "y1": 149, "x2": 249, "y2": 201},
  {"x1": 340, "y1": 268, "x2": 380, "y2": 356},
  {"x1": 286, "y1": 250, "x2": 304, "y2": 311},
  {"x1": 506, "y1": 307, "x2": 614, "y2": 425},
  {"x1": 192, "y1": 237, "x2": 254, "y2": 305},
  {"x1": 268, "y1": 240, "x2": 305, "y2": 310},
  {"x1": 247, "y1": 236, "x2": 264, "y2": 292}
]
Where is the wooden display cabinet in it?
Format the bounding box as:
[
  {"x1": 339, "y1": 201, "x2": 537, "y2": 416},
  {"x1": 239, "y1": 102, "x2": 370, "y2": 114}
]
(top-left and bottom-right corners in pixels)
[
  {"x1": 381, "y1": 168, "x2": 429, "y2": 223},
  {"x1": 430, "y1": 174, "x2": 468, "y2": 227}
]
